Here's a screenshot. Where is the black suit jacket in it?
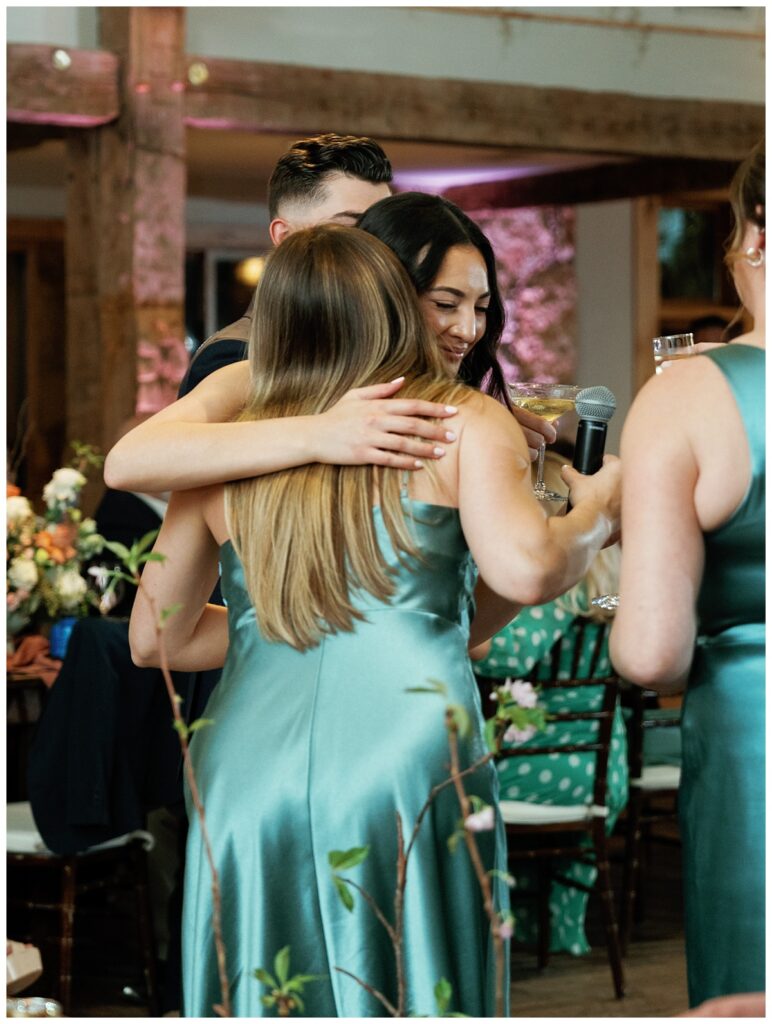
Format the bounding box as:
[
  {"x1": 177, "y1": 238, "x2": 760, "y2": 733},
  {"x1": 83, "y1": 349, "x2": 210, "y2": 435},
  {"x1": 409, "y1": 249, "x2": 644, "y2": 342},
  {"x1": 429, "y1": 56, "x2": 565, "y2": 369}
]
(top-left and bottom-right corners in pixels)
[{"x1": 28, "y1": 618, "x2": 186, "y2": 854}]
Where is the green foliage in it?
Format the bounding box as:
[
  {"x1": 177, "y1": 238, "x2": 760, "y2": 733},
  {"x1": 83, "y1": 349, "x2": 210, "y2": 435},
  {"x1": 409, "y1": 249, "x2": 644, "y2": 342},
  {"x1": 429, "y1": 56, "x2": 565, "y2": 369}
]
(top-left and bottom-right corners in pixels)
[
  {"x1": 102, "y1": 529, "x2": 162, "y2": 580},
  {"x1": 253, "y1": 947, "x2": 326, "y2": 1016},
  {"x1": 328, "y1": 846, "x2": 370, "y2": 871},
  {"x1": 434, "y1": 978, "x2": 453, "y2": 1014},
  {"x1": 332, "y1": 875, "x2": 355, "y2": 913},
  {"x1": 160, "y1": 602, "x2": 184, "y2": 626},
  {"x1": 404, "y1": 678, "x2": 448, "y2": 697},
  {"x1": 188, "y1": 717, "x2": 215, "y2": 734},
  {"x1": 70, "y1": 441, "x2": 104, "y2": 472},
  {"x1": 173, "y1": 720, "x2": 190, "y2": 742},
  {"x1": 328, "y1": 846, "x2": 370, "y2": 913},
  {"x1": 447, "y1": 703, "x2": 471, "y2": 739}
]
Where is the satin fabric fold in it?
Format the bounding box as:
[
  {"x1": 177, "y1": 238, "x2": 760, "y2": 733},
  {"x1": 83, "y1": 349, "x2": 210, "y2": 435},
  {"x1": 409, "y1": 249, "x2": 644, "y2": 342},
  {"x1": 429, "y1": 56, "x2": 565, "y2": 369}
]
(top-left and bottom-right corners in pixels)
[
  {"x1": 680, "y1": 345, "x2": 765, "y2": 1006},
  {"x1": 183, "y1": 501, "x2": 509, "y2": 1017}
]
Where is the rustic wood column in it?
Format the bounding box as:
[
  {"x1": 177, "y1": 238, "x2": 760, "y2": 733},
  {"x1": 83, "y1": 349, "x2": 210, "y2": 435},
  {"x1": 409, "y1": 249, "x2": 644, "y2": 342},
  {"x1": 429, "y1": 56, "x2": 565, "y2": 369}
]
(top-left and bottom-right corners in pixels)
[{"x1": 65, "y1": 7, "x2": 186, "y2": 489}]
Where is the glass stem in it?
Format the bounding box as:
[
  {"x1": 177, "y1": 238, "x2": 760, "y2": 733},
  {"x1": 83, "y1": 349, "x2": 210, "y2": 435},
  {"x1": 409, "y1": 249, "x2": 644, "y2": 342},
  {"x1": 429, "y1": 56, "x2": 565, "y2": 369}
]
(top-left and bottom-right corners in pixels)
[{"x1": 535, "y1": 440, "x2": 547, "y2": 491}]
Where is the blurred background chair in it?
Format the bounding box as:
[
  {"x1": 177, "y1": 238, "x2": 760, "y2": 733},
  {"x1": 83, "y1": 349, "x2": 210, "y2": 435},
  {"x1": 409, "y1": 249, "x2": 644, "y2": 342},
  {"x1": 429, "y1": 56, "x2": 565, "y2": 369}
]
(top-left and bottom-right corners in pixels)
[
  {"x1": 7, "y1": 801, "x2": 159, "y2": 1015},
  {"x1": 619, "y1": 685, "x2": 682, "y2": 953},
  {"x1": 492, "y1": 674, "x2": 626, "y2": 999}
]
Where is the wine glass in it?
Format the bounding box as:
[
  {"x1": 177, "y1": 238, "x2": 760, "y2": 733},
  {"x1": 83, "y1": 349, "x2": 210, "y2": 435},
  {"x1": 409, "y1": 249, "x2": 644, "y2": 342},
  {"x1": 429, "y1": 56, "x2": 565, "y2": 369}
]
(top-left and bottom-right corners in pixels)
[
  {"x1": 652, "y1": 333, "x2": 695, "y2": 374},
  {"x1": 508, "y1": 382, "x2": 582, "y2": 502}
]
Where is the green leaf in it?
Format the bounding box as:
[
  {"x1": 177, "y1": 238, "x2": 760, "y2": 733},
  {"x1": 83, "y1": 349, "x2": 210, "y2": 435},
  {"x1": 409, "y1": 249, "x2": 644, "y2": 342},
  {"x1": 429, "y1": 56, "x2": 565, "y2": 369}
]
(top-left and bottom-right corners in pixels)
[
  {"x1": 333, "y1": 875, "x2": 354, "y2": 912},
  {"x1": 274, "y1": 946, "x2": 291, "y2": 987},
  {"x1": 286, "y1": 974, "x2": 326, "y2": 991},
  {"x1": 160, "y1": 602, "x2": 184, "y2": 625},
  {"x1": 260, "y1": 994, "x2": 276, "y2": 1008},
  {"x1": 467, "y1": 794, "x2": 485, "y2": 814},
  {"x1": 173, "y1": 720, "x2": 190, "y2": 741},
  {"x1": 327, "y1": 846, "x2": 370, "y2": 871},
  {"x1": 448, "y1": 703, "x2": 471, "y2": 739},
  {"x1": 253, "y1": 968, "x2": 276, "y2": 987},
  {"x1": 434, "y1": 978, "x2": 452, "y2": 1015},
  {"x1": 291, "y1": 992, "x2": 305, "y2": 1013},
  {"x1": 405, "y1": 677, "x2": 448, "y2": 697},
  {"x1": 139, "y1": 551, "x2": 166, "y2": 565},
  {"x1": 135, "y1": 528, "x2": 161, "y2": 555},
  {"x1": 188, "y1": 718, "x2": 215, "y2": 733},
  {"x1": 447, "y1": 829, "x2": 464, "y2": 855},
  {"x1": 102, "y1": 540, "x2": 131, "y2": 562},
  {"x1": 484, "y1": 717, "x2": 498, "y2": 753}
]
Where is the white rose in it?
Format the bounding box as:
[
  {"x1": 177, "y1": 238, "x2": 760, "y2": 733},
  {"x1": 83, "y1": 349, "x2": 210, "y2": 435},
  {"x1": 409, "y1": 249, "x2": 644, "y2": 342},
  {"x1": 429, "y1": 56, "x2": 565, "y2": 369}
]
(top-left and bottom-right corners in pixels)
[
  {"x1": 8, "y1": 557, "x2": 39, "y2": 592},
  {"x1": 43, "y1": 468, "x2": 87, "y2": 508},
  {"x1": 55, "y1": 569, "x2": 88, "y2": 610},
  {"x1": 7, "y1": 495, "x2": 33, "y2": 525}
]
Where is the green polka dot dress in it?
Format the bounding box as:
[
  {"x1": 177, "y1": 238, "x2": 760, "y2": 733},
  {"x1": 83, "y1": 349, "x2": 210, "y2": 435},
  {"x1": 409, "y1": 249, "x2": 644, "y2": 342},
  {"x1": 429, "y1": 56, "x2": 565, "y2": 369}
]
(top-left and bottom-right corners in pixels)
[{"x1": 475, "y1": 600, "x2": 628, "y2": 956}]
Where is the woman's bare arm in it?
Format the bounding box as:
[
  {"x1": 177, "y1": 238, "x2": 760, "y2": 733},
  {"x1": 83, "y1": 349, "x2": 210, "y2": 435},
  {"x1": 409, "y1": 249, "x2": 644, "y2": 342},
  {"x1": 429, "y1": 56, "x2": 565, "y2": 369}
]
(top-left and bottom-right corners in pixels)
[
  {"x1": 609, "y1": 371, "x2": 705, "y2": 694},
  {"x1": 104, "y1": 363, "x2": 459, "y2": 493},
  {"x1": 457, "y1": 393, "x2": 620, "y2": 624},
  {"x1": 129, "y1": 487, "x2": 229, "y2": 672}
]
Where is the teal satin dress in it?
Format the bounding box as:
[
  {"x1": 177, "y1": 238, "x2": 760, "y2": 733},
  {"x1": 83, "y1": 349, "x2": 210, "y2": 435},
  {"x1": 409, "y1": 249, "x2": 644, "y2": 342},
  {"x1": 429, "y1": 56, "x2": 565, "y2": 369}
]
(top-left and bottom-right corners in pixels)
[
  {"x1": 183, "y1": 501, "x2": 510, "y2": 1017},
  {"x1": 679, "y1": 344, "x2": 765, "y2": 1006}
]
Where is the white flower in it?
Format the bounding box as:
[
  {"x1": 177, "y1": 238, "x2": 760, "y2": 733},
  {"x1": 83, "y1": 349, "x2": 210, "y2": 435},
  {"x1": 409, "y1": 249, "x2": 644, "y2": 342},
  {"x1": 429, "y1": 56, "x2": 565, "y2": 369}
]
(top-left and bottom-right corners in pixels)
[
  {"x1": 42, "y1": 468, "x2": 87, "y2": 508},
  {"x1": 7, "y1": 495, "x2": 33, "y2": 525},
  {"x1": 504, "y1": 724, "x2": 537, "y2": 745},
  {"x1": 8, "y1": 557, "x2": 39, "y2": 592},
  {"x1": 88, "y1": 565, "x2": 112, "y2": 590},
  {"x1": 55, "y1": 569, "x2": 88, "y2": 610},
  {"x1": 465, "y1": 805, "x2": 495, "y2": 833},
  {"x1": 499, "y1": 920, "x2": 514, "y2": 941},
  {"x1": 502, "y1": 678, "x2": 538, "y2": 709}
]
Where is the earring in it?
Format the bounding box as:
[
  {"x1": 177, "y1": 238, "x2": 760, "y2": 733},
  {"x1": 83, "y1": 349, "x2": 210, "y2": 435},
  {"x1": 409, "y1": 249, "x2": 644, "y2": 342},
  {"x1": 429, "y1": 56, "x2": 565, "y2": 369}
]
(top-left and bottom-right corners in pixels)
[{"x1": 745, "y1": 247, "x2": 765, "y2": 268}]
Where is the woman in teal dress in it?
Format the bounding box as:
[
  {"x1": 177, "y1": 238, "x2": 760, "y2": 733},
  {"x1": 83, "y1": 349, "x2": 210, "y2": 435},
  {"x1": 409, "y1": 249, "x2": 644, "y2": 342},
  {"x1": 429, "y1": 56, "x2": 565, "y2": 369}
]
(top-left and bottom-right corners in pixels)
[
  {"x1": 611, "y1": 143, "x2": 765, "y2": 1006},
  {"x1": 129, "y1": 225, "x2": 621, "y2": 1016},
  {"x1": 474, "y1": 495, "x2": 627, "y2": 957}
]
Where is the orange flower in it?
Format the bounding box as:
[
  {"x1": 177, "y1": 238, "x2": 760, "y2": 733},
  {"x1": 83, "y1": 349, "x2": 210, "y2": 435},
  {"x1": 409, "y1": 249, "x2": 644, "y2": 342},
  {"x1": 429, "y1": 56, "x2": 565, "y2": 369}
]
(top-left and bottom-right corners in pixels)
[
  {"x1": 34, "y1": 524, "x2": 78, "y2": 565},
  {"x1": 7, "y1": 482, "x2": 21, "y2": 497}
]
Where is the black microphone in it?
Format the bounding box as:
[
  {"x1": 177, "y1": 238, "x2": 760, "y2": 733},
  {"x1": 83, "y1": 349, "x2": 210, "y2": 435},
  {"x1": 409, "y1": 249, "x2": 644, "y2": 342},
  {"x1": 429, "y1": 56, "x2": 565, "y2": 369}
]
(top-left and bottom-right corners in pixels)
[{"x1": 566, "y1": 386, "x2": 616, "y2": 510}]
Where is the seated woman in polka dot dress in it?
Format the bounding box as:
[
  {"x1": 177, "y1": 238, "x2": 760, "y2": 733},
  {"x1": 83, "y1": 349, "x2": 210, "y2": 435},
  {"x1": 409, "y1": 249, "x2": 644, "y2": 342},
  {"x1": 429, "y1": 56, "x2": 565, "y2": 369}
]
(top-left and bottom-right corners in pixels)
[{"x1": 472, "y1": 538, "x2": 627, "y2": 957}]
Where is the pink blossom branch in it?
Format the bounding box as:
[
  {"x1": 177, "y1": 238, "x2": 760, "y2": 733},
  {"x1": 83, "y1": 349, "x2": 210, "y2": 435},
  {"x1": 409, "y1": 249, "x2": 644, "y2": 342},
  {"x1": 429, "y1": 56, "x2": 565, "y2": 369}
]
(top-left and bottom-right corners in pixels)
[
  {"x1": 446, "y1": 711, "x2": 505, "y2": 1017},
  {"x1": 141, "y1": 582, "x2": 231, "y2": 1018},
  {"x1": 333, "y1": 966, "x2": 398, "y2": 1017}
]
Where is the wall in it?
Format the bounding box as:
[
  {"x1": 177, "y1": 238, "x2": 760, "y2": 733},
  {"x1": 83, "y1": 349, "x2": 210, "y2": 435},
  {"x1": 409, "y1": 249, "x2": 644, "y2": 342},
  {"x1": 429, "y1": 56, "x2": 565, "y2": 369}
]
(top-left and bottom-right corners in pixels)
[
  {"x1": 7, "y1": 7, "x2": 764, "y2": 104},
  {"x1": 575, "y1": 201, "x2": 634, "y2": 455}
]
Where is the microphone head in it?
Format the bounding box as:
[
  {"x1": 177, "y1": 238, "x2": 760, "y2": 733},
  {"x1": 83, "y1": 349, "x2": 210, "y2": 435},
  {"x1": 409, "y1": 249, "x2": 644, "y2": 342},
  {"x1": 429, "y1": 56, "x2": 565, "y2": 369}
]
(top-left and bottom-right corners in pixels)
[{"x1": 576, "y1": 386, "x2": 616, "y2": 422}]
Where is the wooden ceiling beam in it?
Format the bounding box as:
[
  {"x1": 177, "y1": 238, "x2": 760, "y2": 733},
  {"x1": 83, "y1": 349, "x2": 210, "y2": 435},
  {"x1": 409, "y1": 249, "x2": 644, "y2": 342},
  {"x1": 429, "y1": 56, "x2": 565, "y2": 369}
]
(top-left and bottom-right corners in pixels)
[
  {"x1": 444, "y1": 158, "x2": 739, "y2": 210},
  {"x1": 7, "y1": 43, "x2": 119, "y2": 126},
  {"x1": 182, "y1": 56, "x2": 762, "y2": 162}
]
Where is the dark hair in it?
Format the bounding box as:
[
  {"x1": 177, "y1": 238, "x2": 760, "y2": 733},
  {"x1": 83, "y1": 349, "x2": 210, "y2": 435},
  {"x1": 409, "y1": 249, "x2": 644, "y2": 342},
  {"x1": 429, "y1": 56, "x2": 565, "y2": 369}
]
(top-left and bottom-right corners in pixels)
[
  {"x1": 728, "y1": 139, "x2": 765, "y2": 250},
  {"x1": 357, "y1": 192, "x2": 510, "y2": 405},
  {"x1": 268, "y1": 134, "x2": 392, "y2": 219}
]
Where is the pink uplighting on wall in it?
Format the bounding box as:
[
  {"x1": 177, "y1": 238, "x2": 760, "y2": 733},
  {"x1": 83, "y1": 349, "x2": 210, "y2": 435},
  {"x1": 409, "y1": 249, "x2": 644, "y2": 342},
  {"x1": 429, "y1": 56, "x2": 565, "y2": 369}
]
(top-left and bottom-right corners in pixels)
[
  {"x1": 393, "y1": 167, "x2": 544, "y2": 195},
  {"x1": 469, "y1": 206, "x2": 576, "y2": 384}
]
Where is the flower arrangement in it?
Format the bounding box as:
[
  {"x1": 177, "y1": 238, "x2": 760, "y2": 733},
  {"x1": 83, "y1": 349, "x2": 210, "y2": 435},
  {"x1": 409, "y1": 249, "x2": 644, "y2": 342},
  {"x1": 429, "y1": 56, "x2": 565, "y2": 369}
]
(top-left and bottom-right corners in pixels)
[{"x1": 7, "y1": 445, "x2": 106, "y2": 637}]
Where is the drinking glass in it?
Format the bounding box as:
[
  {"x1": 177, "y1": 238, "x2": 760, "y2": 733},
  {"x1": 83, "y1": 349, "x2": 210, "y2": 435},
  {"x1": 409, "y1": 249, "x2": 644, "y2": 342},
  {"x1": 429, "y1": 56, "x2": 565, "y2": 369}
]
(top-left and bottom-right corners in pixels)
[
  {"x1": 652, "y1": 333, "x2": 695, "y2": 374},
  {"x1": 508, "y1": 382, "x2": 582, "y2": 502}
]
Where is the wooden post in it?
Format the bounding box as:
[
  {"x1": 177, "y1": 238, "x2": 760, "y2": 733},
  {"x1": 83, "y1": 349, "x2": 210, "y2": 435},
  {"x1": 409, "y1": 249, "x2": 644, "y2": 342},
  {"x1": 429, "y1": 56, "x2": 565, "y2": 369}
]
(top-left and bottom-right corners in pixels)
[
  {"x1": 632, "y1": 197, "x2": 661, "y2": 396},
  {"x1": 65, "y1": 7, "x2": 186, "y2": 506}
]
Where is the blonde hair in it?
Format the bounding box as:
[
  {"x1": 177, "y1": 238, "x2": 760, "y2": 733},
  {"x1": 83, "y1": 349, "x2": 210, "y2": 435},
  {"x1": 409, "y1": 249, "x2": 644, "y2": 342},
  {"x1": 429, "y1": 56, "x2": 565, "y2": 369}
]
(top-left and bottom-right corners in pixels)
[
  {"x1": 538, "y1": 451, "x2": 620, "y2": 623},
  {"x1": 225, "y1": 225, "x2": 469, "y2": 650}
]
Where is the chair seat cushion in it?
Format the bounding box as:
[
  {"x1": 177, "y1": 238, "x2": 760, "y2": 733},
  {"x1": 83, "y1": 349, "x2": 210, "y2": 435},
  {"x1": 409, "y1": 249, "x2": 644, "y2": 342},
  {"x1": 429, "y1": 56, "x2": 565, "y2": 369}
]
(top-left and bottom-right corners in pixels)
[
  {"x1": 632, "y1": 764, "x2": 681, "y2": 791},
  {"x1": 6, "y1": 803, "x2": 155, "y2": 856},
  {"x1": 499, "y1": 799, "x2": 609, "y2": 826}
]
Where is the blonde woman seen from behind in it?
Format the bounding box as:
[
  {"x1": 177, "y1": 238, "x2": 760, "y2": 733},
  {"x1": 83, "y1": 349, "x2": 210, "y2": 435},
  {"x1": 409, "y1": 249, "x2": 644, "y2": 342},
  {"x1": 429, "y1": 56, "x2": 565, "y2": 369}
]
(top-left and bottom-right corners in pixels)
[{"x1": 130, "y1": 225, "x2": 620, "y2": 1017}]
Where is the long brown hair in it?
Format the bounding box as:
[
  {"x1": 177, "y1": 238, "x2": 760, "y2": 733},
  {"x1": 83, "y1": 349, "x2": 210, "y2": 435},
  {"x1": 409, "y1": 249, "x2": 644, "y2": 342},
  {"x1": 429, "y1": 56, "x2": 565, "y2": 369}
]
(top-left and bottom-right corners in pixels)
[
  {"x1": 726, "y1": 139, "x2": 765, "y2": 261},
  {"x1": 225, "y1": 225, "x2": 469, "y2": 650}
]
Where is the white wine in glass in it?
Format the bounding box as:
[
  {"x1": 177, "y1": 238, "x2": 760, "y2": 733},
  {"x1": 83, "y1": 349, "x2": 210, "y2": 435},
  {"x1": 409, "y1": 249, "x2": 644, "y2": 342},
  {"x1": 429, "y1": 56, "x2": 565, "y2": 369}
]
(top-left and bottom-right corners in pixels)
[
  {"x1": 652, "y1": 333, "x2": 695, "y2": 374},
  {"x1": 508, "y1": 382, "x2": 582, "y2": 502}
]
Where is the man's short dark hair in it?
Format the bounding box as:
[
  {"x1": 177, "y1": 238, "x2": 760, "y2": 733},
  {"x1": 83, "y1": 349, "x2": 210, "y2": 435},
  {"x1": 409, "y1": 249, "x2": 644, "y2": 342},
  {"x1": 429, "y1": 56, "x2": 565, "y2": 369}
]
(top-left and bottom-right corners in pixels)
[{"x1": 268, "y1": 134, "x2": 392, "y2": 219}]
